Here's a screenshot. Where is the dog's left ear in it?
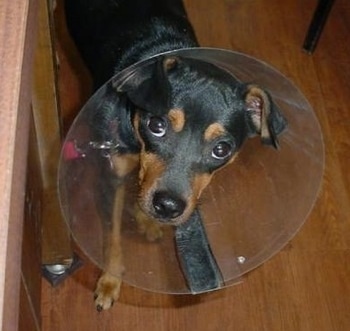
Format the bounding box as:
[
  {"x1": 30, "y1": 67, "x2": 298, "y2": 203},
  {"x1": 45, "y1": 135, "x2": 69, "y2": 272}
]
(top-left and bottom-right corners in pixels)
[
  {"x1": 115, "y1": 56, "x2": 178, "y2": 114},
  {"x1": 244, "y1": 84, "x2": 287, "y2": 148}
]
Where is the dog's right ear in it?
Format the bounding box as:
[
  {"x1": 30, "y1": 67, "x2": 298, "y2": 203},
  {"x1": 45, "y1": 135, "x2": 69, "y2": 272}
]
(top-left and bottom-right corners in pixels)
[
  {"x1": 115, "y1": 56, "x2": 179, "y2": 114},
  {"x1": 244, "y1": 84, "x2": 287, "y2": 148}
]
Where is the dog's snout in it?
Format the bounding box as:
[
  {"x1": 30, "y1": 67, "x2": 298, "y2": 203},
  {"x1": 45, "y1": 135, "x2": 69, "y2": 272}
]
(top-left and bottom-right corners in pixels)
[{"x1": 152, "y1": 191, "x2": 186, "y2": 221}]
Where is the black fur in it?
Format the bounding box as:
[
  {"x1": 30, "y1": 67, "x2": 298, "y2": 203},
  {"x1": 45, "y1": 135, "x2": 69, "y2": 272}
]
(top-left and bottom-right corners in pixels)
[
  {"x1": 65, "y1": 0, "x2": 287, "y2": 310},
  {"x1": 65, "y1": 0, "x2": 198, "y2": 87},
  {"x1": 65, "y1": 0, "x2": 286, "y2": 224}
]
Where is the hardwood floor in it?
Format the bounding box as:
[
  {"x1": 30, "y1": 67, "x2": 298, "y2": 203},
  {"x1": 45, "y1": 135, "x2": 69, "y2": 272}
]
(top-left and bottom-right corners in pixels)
[{"x1": 43, "y1": 0, "x2": 350, "y2": 330}]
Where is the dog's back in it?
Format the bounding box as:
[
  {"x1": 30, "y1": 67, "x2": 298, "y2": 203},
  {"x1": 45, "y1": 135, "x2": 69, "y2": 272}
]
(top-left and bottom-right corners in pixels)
[{"x1": 65, "y1": 0, "x2": 198, "y2": 87}]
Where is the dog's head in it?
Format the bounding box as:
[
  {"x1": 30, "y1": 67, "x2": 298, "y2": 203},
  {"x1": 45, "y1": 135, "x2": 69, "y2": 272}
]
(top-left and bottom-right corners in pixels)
[{"x1": 117, "y1": 56, "x2": 286, "y2": 225}]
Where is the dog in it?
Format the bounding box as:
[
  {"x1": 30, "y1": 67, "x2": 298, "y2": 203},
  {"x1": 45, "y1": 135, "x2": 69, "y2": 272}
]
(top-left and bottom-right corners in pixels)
[{"x1": 64, "y1": 0, "x2": 286, "y2": 311}]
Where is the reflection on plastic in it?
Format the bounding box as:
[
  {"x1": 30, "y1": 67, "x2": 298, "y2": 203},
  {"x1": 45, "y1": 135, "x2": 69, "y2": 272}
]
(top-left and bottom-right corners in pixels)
[{"x1": 58, "y1": 48, "x2": 324, "y2": 294}]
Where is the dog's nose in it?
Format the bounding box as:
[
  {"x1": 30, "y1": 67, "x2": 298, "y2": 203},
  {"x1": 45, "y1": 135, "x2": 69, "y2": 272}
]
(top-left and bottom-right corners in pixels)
[{"x1": 152, "y1": 191, "x2": 186, "y2": 220}]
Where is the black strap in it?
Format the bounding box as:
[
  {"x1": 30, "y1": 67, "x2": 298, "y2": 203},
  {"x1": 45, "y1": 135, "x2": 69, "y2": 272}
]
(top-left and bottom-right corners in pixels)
[{"x1": 175, "y1": 209, "x2": 224, "y2": 294}]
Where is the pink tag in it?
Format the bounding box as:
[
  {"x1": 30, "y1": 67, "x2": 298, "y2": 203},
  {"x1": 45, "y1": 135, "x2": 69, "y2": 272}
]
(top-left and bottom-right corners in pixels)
[{"x1": 63, "y1": 140, "x2": 85, "y2": 160}]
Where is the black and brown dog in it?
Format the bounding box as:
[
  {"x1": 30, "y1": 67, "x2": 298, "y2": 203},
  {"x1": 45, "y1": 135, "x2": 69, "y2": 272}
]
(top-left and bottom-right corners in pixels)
[{"x1": 65, "y1": 0, "x2": 286, "y2": 310}]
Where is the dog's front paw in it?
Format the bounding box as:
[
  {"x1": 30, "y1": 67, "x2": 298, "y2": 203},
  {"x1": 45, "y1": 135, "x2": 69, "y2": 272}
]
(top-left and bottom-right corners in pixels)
[
  {"x1": 94, "y1": 272, "x2": 122, "y2": 311},
  {"x1": 135, "y1": 207, "x2": 163, "y2": 242}
]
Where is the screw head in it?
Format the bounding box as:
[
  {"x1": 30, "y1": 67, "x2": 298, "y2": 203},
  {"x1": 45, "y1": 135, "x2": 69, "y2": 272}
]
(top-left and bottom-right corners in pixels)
[{"x1": 237, "y1": 256, "x2": 246, "y2": 264}]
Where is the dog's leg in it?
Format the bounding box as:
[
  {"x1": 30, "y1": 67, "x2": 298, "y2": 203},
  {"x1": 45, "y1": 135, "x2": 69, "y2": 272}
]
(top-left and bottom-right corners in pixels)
[
  {"x1": 94, "y1": 153, "x2": 139, "y2": 311},
  {"x1": 94, "y1": 183, "x2": 125, "y2": 311}
]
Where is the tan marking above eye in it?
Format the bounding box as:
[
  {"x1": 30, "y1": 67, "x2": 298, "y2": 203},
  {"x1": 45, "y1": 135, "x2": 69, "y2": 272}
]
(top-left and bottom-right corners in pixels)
[
  {"x1": 204, "y1": 123, "x2": 226, "y2": 141},
  {"x1": 163, "y1": 57, "x2": 178, "y2": 71},
  {"x1": 168, "y1": 108, "x2": 185, "y2": 132}
]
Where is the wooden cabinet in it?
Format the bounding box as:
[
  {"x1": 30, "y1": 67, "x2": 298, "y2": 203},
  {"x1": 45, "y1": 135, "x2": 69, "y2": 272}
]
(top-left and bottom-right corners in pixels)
[
  {"x1": 0, "y1": 0, "x2": 72, "y2": 329},
  {"x1": 0, "y1": 1, "x2": 38, "y2": 329}
]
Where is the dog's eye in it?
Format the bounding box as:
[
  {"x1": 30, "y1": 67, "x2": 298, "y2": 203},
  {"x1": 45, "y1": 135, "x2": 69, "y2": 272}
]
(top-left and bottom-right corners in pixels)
[
  {"x1": 212, "y1": 141, "x2": 233, "y2": 160},
  {"x1": 147, "y1": 116, "x2": 167, "y2": 137}
]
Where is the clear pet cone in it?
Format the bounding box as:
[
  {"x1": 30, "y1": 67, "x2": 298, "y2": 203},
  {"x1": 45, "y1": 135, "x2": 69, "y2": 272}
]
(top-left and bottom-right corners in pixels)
[{"x1": 58, "y1": 48, "x2": 324, "y2": 294}]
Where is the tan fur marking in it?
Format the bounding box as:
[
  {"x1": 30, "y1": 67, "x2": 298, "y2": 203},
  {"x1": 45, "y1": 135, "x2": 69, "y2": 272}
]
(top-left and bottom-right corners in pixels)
[
  {"x1": 163, "y1": 57, "x2": 178, "y2": 70},
  {"x1": 168, "y1": 108, "x2": 185, "y2": 132},
  {"x1": 189, "y1": 153, "x2": 239, "y2": 211},
  {"x1": 139, "y1": 152, "x2": 166, "y2": 200},
  {"x1": 134, "y1": 203, "x2": 163, "y2": 241},
  {"x1": 133, "y1": 112, "x2": 143, "y2": 143},
  {"x1": 204, "y1": 123, "x2": 226, "y2": 141},
  {"x1": 94, "y1": 180, "x2": 126, "y2": 310},
  {"x1": 192, "y1": 173, "x2": 213, "y2": 201},
  {"x1": 133, "y1": 113, "x2": 166, "y2": 205},
  {"x1": 245, "y1": 85, "x2": 271, "y2": 139},
  {"x1": 111, "y1": 153, "x2": 139, "y2": 177}
]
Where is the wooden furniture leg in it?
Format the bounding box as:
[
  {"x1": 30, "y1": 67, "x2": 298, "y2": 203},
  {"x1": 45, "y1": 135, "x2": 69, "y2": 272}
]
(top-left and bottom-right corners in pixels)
[
  {"x1": 303, "y1": 0, "x2": 335, "y2": 53},
  {"x1": 32, "y1": 0, "x2": 73, "y2": 274}
]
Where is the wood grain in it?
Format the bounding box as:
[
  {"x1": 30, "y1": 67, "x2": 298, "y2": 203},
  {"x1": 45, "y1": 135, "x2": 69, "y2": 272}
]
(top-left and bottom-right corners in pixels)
[
  {"x1": 43, "y1": 0, "x2": 350, "y2": 330},
  {"x1": 32, "y1": 0, "x2": 73, "y2": 266},
  {"x1": 0, "y1": 0, "x2": 38, "y2": 329}
]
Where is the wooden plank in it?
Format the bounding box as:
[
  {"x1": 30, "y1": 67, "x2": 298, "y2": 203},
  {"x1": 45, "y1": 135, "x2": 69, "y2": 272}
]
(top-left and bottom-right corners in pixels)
[
  {"x1": 32, "y1": 0, "x2": 73, "y2": 265},
  {"x1": 0, "y1": 0, "x2": 38, "y2": 329},
  {"x1": 18, "y1": 113, "x2": 43, "y2": 331},
  {"x1": 18, "y1": 280, "x2": 40, "y2": 331}
]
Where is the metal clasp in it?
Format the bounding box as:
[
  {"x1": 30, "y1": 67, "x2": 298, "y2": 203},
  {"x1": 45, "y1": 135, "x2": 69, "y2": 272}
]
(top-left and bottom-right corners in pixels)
[{"x1": 88, "y1": 141, "x2": 119, "y2": 151}]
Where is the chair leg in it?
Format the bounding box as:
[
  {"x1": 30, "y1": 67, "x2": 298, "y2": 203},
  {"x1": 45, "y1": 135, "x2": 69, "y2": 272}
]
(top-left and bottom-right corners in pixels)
[{"x1": 303, "y1": 0, "x2": 335, "y2": 53}]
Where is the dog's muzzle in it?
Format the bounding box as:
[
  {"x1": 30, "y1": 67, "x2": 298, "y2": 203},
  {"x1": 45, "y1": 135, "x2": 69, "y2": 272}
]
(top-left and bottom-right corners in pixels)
[{"x1": 152, "y1": 190, "x2": 186, "y2": 221}]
